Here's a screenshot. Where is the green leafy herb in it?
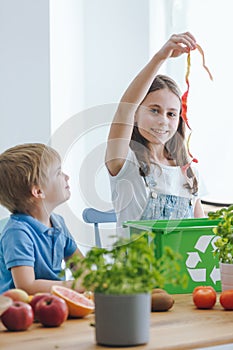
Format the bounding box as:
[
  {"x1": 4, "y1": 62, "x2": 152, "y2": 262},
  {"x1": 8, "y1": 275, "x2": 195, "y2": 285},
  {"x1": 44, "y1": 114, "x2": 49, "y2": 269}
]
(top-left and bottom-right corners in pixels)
[
  {"x1": 63, "y1": 232, "x2": 187, "y2": 294},
  {"x1": 208, "y1": 204, "x2": 233, "y2": 263}
]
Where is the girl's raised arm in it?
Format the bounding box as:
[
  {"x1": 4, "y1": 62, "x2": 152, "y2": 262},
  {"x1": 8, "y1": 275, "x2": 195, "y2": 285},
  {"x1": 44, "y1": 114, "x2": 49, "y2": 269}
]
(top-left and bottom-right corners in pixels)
[{"x1": 105, "y1": 32, "x2": 196, "y2": 176}]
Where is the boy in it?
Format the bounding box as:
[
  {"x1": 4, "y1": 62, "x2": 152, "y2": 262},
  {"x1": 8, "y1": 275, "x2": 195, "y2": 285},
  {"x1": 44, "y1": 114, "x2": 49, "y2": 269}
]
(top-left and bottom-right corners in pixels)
[{"x1": 0, "y1": 143, "x2": 84, "y2": 294}]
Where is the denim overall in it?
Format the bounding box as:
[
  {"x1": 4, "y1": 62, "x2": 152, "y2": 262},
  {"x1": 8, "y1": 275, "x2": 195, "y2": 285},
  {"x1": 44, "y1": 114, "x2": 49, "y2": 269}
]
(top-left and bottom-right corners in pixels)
[{"x1": 140, "y1": 167, "x2": 194, "y2": 220}]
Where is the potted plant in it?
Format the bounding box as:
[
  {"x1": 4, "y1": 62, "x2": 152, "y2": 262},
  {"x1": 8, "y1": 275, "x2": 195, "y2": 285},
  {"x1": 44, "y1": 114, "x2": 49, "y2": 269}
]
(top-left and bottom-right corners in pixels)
[
  {"x1": 208, "y1": 204, "x2": 233, "y2": 291},
  {"x1": 65, "y1": 232, "x2": 186, "y2": 346}
]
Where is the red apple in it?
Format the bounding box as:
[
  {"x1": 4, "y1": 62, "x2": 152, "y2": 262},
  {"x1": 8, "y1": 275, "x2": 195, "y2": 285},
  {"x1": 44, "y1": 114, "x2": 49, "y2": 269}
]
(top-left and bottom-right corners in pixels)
[
  {"x1": 1, "y1": 301, "x2": 34, "y2": 331},
  {"x1": 35, "y1": 295, "x2": 68, "y2": 327},
  {"x1": 29, "y1": 293, "x2": 51, "y2": 320}
]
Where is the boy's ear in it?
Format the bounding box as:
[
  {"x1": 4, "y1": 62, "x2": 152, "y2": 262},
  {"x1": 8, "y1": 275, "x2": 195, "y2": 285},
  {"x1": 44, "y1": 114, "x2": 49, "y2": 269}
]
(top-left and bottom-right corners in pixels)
[{"x1": 31, "y1": 185, "x2": 45, "y2": 199}]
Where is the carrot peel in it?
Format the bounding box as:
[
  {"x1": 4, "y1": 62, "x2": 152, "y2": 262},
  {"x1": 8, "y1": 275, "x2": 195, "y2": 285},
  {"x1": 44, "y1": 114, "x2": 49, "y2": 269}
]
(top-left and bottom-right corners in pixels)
[
  {"x1": 181, "y1": 43, "x2": 213, "y2": 128},
  {"x1": 181, "y1": 43, "x2": 213, "y2": 164}
]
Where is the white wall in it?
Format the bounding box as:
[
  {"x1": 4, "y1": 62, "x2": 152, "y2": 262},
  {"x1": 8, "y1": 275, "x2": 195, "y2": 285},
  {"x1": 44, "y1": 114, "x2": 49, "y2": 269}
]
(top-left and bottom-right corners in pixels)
[
  {"x1": 0, "y1": 0, "x2": 51, "y2": 218},
  {"x1": 0, "y1": 0, "x2": 51, "y2": 151},
  {"x1": 83, "y1": 0, "x2": 150, "y2": 107},
  {"x1": 49, "y1": 0, "x2": 85, "y2": 133}
]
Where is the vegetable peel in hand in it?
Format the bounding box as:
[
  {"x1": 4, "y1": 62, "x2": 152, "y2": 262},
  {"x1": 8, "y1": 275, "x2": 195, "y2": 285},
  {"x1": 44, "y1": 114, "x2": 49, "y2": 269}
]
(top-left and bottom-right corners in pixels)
[
  {"x1": 196, "y1": 44, "x2": 213, "y2": 81},
  {"x1": 181, "y1": 43, "x2": 213, "y2": 165}
]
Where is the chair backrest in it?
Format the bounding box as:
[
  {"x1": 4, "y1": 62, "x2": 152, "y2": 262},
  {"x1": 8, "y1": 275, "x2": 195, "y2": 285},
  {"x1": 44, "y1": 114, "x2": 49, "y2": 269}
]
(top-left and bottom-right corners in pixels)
[{"x1": 82, "y1": 208, "x2": 116, "y2": 247}]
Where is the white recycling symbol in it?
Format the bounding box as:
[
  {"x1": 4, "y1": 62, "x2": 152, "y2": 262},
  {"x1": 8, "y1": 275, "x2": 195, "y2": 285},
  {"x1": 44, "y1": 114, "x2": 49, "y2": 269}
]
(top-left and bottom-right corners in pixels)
[{"x1": 185, "y1": 235, "x2": 220, "y2": 284}]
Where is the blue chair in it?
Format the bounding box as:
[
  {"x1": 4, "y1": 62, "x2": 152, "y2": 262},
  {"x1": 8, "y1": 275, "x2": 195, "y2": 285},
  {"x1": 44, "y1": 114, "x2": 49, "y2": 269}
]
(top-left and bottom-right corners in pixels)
[{"x1": 82, "y1": 208, "x2": 116, "y2": 247}]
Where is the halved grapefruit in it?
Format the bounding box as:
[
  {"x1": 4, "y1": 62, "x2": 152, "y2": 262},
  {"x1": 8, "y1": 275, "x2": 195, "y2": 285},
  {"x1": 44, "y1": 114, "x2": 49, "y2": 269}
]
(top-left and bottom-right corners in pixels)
[
  {"x1": 0, "y1": 295, "x2": 13, "y2": 316},
  {"x1": 51, "y1": 285, "x2": 94, "y2": 318},
  {"x1": 83, "y1": 290, "x2": 94, "y2": 302}
]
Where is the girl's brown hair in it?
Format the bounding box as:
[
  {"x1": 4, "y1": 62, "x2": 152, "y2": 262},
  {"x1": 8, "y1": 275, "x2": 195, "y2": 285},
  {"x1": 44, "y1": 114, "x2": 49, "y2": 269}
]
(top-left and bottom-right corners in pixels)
[{"x1": 130, "y1": 74, "x2": 198, "y2": 194}]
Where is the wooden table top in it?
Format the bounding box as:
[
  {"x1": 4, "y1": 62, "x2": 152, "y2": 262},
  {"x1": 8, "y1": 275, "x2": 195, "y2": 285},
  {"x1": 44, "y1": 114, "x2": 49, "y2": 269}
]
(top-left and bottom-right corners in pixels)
[{"x1": 1, "y1": 294, "x2": 233, "y2": 350}]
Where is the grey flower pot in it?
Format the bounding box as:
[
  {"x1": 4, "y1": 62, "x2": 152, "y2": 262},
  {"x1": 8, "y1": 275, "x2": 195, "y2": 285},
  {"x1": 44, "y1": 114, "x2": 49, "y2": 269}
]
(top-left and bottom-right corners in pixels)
[{"x1": 94, "y1": 293, "x2": 151, "y2": 346}]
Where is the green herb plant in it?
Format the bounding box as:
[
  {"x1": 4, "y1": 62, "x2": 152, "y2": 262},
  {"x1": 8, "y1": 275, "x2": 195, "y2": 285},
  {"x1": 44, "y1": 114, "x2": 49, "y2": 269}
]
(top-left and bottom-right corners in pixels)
[
  {"x1": 64, "y1": 232, "x2": 187, "y2": 294},
  {"x1": 208, "y1": 204, "x2": 233, "y2": 264}
]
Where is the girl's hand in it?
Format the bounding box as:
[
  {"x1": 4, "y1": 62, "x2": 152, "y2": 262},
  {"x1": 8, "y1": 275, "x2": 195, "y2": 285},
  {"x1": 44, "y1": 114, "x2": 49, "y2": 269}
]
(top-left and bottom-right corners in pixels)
[{"x1": 157, "y1": 32, "x2": 197, "y2": 60}]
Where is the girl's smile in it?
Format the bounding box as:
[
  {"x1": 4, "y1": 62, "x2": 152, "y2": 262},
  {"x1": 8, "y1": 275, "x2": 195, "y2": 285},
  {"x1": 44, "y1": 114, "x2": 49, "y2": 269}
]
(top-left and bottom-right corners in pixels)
[{"x1": 150, "y1": 128, "x2": 169, "y2": 135}]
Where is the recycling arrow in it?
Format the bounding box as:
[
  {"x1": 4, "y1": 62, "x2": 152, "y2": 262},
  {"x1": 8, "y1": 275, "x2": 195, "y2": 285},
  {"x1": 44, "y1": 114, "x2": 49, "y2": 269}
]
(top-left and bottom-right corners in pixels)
[
  {"x1": 186, "y1": 252, "x2": 202, "y2": 268},
  {"x1": 194, "y1": 235, "x2": 215, "y2": 253},
  {"x1": 187, "y1": 268, "x2": 206, "y2": 282},
  {"x1": 210, "y1": 266, "x2": 220, "y2": 284}
]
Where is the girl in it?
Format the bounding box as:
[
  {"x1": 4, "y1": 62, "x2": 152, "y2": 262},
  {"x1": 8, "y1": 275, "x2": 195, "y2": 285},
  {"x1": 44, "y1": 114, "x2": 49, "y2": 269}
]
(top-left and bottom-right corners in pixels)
[{"x1": 105, "y1": 32, "x2": 206, "y2": 229}]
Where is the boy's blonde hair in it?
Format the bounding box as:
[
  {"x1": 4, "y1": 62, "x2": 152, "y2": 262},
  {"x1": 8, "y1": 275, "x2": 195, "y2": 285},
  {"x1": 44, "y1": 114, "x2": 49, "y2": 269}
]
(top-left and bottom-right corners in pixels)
[{"x1": 0, "y1": 143, "x2": 60, "y2": 213}]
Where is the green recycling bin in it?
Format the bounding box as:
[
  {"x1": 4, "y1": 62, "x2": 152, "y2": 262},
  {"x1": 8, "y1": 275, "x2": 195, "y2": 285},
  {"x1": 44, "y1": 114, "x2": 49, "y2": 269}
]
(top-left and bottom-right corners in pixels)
[{"x1": 124, "y1": 218, "x2": 221, "y2": 294}]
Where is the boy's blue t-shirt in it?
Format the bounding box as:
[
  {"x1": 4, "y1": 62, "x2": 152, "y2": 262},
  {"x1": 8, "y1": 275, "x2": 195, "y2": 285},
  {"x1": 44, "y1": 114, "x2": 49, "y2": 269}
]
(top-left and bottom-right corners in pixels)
[{"x1": 0, "y1": 213, "x2": 77, "y2": 293}]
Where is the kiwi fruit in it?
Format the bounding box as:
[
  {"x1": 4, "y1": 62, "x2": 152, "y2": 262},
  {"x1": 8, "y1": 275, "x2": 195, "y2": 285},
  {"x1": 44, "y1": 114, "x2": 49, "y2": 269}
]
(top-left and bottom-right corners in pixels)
[{"x1": 151, "y1": 288, "x2": 174, "y2": 312}]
